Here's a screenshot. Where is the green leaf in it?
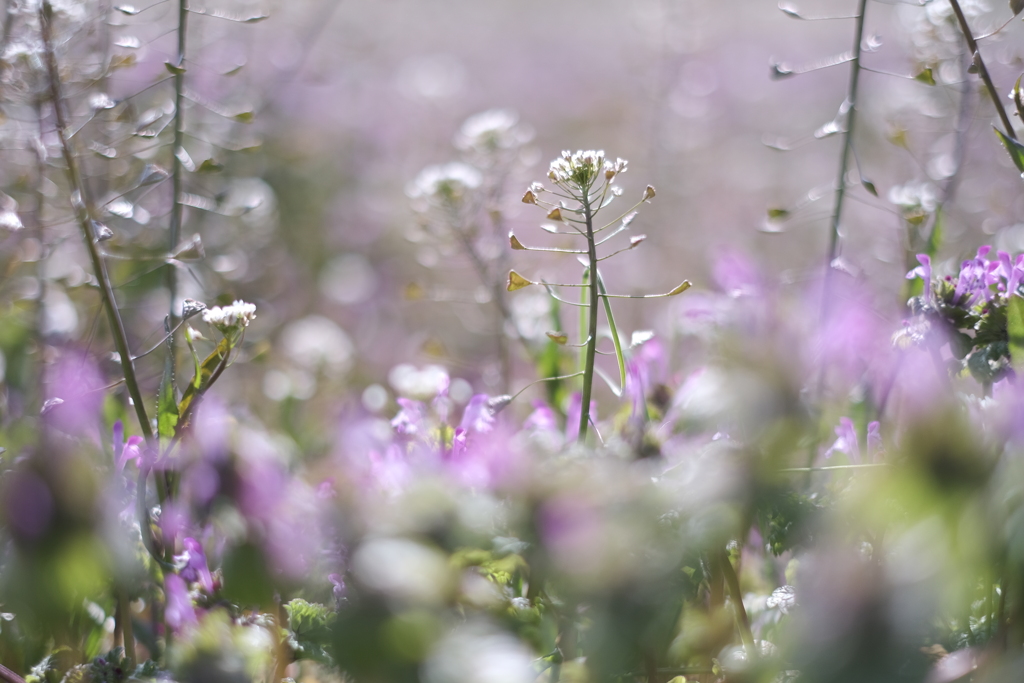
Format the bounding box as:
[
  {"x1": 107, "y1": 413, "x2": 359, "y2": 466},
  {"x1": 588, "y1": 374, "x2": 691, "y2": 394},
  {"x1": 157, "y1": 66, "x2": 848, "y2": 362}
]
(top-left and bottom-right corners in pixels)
[
  {"x1": 596, "y1": 271, "x2": 626, "y2": 393},
  {"x1": 861, "y1": 177, "x2": 878, "y2": 197},
  {"x1": 232, "y1": 111, "x2": 255, "y2": 124},
  {"x1": 157, "y1": 361, "x2": 179, "y2": 445},
  {"x1": 164, "y1": 61, "x2": 186, "y2": 75},
  {"x1": 995, "y1": 127, "x2": 1024, "y2": 175},
  {"x1": 1013, "y1": 0, "x2": 1024, "y2": 16},
  {"x1": 1008, "y1": 295, "x2": 1024, "y2": 372},
  {"x1": 177, "y1": 337, "x2": 230, "y2": 417},
  {"x1": 767, "y1": 207, "x2": 789, "y2": 221}
]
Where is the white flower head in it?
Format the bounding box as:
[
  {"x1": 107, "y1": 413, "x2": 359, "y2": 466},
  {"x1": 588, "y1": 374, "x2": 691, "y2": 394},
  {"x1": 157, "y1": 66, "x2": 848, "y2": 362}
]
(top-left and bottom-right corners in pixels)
[
  {"x1": 202, "y1": 300, "x2": 257, "y2": 331},
  {"x1": 454, "y1": 109, "x2": 533, "y2": 154},
  {"x1": 407, "y1": 162, "x2": 482, "y2": 204},
  {"x1": 548, "y1": 149, "x2": 605, "y2": 187}
]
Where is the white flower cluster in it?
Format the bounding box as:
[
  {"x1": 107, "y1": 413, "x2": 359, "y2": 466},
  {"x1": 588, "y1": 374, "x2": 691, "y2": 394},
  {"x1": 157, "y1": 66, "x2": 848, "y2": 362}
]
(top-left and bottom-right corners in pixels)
[
  {"x1": 406, "y1": 162, "x2": 482, "y2": 203},
  {"x1": 547, "y1": 149, "x2": 627, "y2": 190},
  {"x1": 202, "y1": 300, "x2": 256, "y2": 330},
  {"x1": 454, "y1": 109, "x2": 533, "y2": 155}
]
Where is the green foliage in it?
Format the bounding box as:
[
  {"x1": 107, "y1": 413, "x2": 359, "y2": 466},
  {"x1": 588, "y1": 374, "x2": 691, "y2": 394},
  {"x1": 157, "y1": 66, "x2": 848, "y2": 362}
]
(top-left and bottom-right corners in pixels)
[
  {"x1": 757, "y1": 492, "x2": 823, "y2": 556},
  {"x1": 285, "y1": 599, "x2": 335, "y2": 664}
]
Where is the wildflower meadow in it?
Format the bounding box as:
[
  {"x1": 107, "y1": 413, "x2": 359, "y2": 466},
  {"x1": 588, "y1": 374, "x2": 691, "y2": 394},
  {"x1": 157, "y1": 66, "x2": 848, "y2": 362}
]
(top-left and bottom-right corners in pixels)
[{"x1": 5, "y1": 0, "x2": 1024, "y2": 681}]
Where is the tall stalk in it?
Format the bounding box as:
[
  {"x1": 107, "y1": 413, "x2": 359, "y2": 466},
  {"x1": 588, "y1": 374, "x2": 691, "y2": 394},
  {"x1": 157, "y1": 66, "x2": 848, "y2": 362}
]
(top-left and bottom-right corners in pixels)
[
  {"x1": 578, "y1": 197, "x2": 599, "y2": 444},
  {"x1": 166, "y1": 0, "x2": 189, "y2": 374},
  {"x1": 948, "y1": 0, "x2": 1016, "y2": 139},
  {"x1": 826, "y1": 0, "x2": 868, "y2": 265},
  {"x1": 39, "y1": 1, "x2": 152, "y2": 441}
]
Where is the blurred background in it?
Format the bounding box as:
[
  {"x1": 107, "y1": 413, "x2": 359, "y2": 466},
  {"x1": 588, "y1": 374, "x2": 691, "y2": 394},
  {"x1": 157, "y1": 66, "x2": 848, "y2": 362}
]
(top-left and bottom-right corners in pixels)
[{"x1": 5, "y1": 0, "x2": 1024, "y2": 431}]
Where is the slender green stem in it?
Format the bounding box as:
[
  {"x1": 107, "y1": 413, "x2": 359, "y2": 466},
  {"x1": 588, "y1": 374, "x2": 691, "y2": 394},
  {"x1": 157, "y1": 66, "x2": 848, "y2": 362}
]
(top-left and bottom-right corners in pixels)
[
  {"x1": 39, "y1": 1, "x2": 152, "y2": 440},
  {"x1": 596, "y1": 271, "x2": 626, "y2": 391},
  {"x1": 116, "y1": 589, "x2": 136, "y2": 666},
  {"x1": 826, "y1": 0, "x2": 867, "y2": 265},
  {"x1": 578, "y1": 196, "x2": 599, "y2": 444},
  {"x1": 166, "y1": 0, "x2": 189, "y2": 374},
  {"x1": 718, "y1": 548, "x2": 756, "y2": 660},
  {"x1": 948, "y1": 0, "x2": 1016, "y2": 139}
]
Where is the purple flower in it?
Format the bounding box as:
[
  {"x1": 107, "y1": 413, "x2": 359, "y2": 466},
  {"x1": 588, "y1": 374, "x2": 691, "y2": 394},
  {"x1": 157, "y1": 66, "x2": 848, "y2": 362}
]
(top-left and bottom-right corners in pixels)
[
  {"x1": 825, "y1": 417, "x2": 860, "y2": 464},
  {"x1": 712, "y1": 249, "x2": 763, "y2": 298},
  {"x1": 997, "y1": 250, "x2": 1024, "y2": 297},
  {"x1": 906, "y1": 254, "x2": 932, "y2": 304},
  {"x1": 459, "y1": 394, "x2": 496, "y2": 434},
  {"x1": 175, "y1": 537, "x2": 215, "y2": 593},
  {"x1": 866, "y1": 421, "x2": 882, "y2": 462},
  {"x1": 391, "y1": 398, "x2": 427, "y2": 437},
  {"x1": 954, "y1": 247, "x2": 998, "y2": 306},
  {"x1": 164, "y1": 574, "x2": 197, "y2": 632},
  {"x1": 524, "y1": 400, "x2": 558, "y2": 432}
]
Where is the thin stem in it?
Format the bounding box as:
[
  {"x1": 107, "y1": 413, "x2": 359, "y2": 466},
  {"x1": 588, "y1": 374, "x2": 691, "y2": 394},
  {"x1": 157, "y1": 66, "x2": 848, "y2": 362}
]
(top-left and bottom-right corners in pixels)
[
  {"x1": 578, "y1": 196, "x2": 599, "y2": 444},
  {"x1": 826, "y1": 0, "x2": 868, "y2": 265},
  {"x1": 948, "y1": 0, "x2": 1016, "y2": 139},
  {"x1": 718, "y1": 548, "x2": 756, "y2": 660},
  {"x1": 166, "y1": 0, "x2": 189, "y2": 374},
  {"x1": 116, "y1": 589, "x2": 136, "y2": 666},
  {"x1": 39, "y1": 1, "x2": 152, "y2": 440}
]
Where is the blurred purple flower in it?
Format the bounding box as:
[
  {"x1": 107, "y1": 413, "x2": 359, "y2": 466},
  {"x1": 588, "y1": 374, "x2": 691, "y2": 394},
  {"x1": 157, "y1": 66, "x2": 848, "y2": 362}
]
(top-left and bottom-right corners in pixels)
[
  {"x1": 460, "y1": 394, "x2": 496, "y2": 434},
  {"x1": 906, "y1": 254, "x2": 932, "y2": 304},
  {"x1": 713, "y1": 249, "x2": 762, "y2": 298},
  {"x1": 164, "y1": 574, "x2": 197, "y2": 632},
  {"x1": 997, "y1": 250, "x2": 1024, "y2": 296},
  {"x1": 329, "y1": 572, "x2": 347, "y2": 604},
  {"x1": 825, "y1": 417, "x2": 860, "y2": 464},
  {"x1": 392, "y1": 398, "x2": 428, "y2": 437},
  {"x1": 44, "y1": 350, "x2": 104, "y2": 436},
  {"x1": 176, "y1": 537, "x2": 215, "y2": 593},
  {"x1": 524, "y1": 400, "x2": 558, "y2": 432}
]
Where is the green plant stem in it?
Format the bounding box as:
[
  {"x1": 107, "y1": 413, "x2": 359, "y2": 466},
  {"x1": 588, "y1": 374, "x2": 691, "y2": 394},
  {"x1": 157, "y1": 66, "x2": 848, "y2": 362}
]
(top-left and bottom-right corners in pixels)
[
  {"x1": 826, "y1": 0, "x2": 868, "y2": 265},
  {"x1": 166, "y1": 0, "x2": 189, "y2": 375},
  {"x1": 39, "y1": 1, "x2": 152, "y2": 441},
  {"x1": 948, "y1": 0, "x2": 1016, "y2": 139},
  {"x1": 578, "y1": 196, "x2": 599, "y2": 444},
  {"x1": 718, "y1": 548, "x2": 756, "y2": 660},
  {"x1": 117, "y1": 589, "x2": 136, "y2": 666}
]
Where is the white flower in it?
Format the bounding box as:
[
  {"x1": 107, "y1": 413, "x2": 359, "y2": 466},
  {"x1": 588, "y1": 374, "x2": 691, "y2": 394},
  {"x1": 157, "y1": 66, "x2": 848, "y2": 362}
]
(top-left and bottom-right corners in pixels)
[
  {"x1": 202, "y1": 300, "x2": 256, "y2": 330},
  {"x1": 454, "y1": 109, "x2": 533, "y2": 154},
  {"x1": 547, "y1": 149, "x2": 610, "y2": 189},
  {"x1": 407, "y1": 162, "x2": 482, "y2": 202}
]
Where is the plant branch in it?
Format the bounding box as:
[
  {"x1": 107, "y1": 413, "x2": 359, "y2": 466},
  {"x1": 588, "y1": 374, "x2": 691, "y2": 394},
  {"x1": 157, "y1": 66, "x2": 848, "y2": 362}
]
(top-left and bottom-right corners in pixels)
[
  {"x1": 39, "y1": 1, "x2": 152, "y2": 440},
  {"x1": 948, "y1": 0, "x2": 1015, "y2": 139}
]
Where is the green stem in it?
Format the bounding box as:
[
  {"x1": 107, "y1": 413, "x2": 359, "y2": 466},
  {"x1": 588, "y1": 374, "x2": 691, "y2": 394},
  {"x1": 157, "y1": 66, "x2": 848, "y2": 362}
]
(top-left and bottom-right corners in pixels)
[
  {"x1": 39, "y1": 1, "x2": 152, "y2": 441},
  {"x1": 718, "y1": 548, "x2": 756, "y2": 660},
  {"x1": 596, "y1": 271, "x2": 627, "y2": 392},
  {"x1": 948, "y1": 0, "x2": 1016, "y2": 139},
  {"x1": 165, "y1": 0, "x2": 189, "y2": 384},
  {"x1": 116, "y1": 589, "x2": 136, "y2": 666},
  {"x1": 578, "y1": 197, "x2": 599, "y2": 444},
  {"x1": 826, "y1": 0, "x2": 868, "y2": 265}
]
